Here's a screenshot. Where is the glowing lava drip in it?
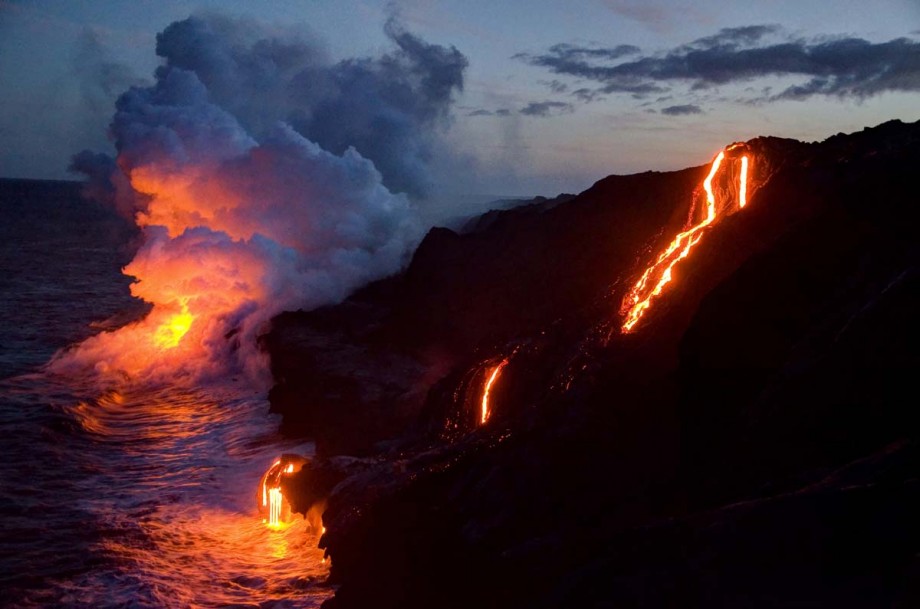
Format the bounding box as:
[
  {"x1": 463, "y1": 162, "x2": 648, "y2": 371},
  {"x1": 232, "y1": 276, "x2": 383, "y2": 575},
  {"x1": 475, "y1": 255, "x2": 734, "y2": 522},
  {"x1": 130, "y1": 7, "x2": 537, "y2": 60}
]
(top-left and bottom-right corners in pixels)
[
  {"x1": 621, "y1": 147, "x2": 751, "y2": 333},
  {"x1": 481, "y1": 360, "x2": 508, "y2": 425},
  {"x1": 268, "y1": 487, "x2": 284, "y2": 527},
  {"x1": 258, "y1": 455, "x2": 307, "y2": 529}
]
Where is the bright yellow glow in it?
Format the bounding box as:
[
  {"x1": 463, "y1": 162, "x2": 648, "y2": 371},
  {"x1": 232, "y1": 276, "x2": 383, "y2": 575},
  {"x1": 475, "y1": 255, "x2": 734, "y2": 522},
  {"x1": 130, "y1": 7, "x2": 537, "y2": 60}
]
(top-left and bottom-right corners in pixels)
[
  {"x1": 621, "y1": 147, "x2": 754, "y2": 333},
  {"x1": 154, "y1": 305, "x2": 194, "y2": 349},
  {"x1": 739, "y1": 155, "x2": 750, "y2": 208},
  {"x1": 481, "y1": 360, "x2": 508, "y2": 425},
  {"x1": 268, "y1": 488, "x2": 283, "y2": 529}
]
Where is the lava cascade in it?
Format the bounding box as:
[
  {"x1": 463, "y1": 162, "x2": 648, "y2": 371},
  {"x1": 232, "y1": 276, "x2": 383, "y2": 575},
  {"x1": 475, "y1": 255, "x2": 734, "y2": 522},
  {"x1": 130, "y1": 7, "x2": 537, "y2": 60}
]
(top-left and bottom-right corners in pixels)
[
  {"x1": 259, "y1": 455, "x2": 307, "y2": 529},
  {"x1": 621, "y1": 145, "x2": 753, "y2": 333}
]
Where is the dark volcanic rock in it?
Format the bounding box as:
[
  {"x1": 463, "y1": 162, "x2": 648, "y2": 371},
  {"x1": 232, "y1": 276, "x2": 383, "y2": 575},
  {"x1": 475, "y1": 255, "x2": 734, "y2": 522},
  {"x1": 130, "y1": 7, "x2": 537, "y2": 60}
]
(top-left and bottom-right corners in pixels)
[
  {"x1": 265, "y1": 170, "x2": 702, "y2": 455},
  {"x1": 551, "y1": 441, "x2": 920, "y2": 609},
  {"x1": 266, "y1": 120, "x2": 920, "y2": 608}
]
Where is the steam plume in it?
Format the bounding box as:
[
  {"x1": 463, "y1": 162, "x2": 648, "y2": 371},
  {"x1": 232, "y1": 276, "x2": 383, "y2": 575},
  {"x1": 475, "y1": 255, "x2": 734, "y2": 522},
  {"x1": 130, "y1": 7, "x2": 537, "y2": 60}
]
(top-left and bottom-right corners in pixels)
[
  {"x1": 54, "y1": 15, "x2": 466, "y2": 386},
  {"x1": 155, "y1": 14, "x2": 467, "y2": 199}
]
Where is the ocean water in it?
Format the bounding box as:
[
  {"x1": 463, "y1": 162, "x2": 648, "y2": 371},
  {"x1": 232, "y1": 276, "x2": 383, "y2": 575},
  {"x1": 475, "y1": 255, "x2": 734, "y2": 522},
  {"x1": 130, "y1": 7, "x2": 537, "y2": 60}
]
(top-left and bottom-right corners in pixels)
[{"x1": 0, "y1": 180, "x2": 330, "y2": 608}]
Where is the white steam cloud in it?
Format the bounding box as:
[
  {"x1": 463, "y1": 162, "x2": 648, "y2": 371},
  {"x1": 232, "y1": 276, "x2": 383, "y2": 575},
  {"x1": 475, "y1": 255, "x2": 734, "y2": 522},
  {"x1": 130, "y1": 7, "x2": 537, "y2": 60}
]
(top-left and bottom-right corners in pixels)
[
  {"x1": 154, "y1": 14, "x2": 467, "y2": 199},
  {"x1": 53, "y1": 15, "x2": 466, "y2": 387}
]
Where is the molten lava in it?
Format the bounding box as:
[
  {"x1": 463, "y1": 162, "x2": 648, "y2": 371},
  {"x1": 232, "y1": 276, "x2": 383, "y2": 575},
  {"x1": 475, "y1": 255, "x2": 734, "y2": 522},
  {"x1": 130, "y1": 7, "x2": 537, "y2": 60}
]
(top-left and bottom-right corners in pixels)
[
  {"x1": 153, "y1": 304, "x2": 194, "y2": 349},
  {"x1": 739, "y1": 155, "x2": 750, "y2": 209},
  {"x1": 481, "y1": 360, "x2": 508, "y2": 425},
  {"x1": 259, "y1": 455, "x2": 307, "y2": 530},
  {"x1": 267, "y1": 487, "x2": 283, "y2": 527},
  {"x1": 621, "y1": 146, "x2": 752, "y2": 333}
]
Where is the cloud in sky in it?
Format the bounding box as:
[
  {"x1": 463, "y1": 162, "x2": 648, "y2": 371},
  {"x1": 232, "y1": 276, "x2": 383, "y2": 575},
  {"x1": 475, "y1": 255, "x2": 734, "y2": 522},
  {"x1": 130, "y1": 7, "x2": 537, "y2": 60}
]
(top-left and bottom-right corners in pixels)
[
  {"x1": 518, "y1": 25, "x2": 920, "y2": 103},
  {"x1": 466, "y1": 107, "x2": 513, "y2": 117},
  {"x1": 660, "y1": 104, "x2": 703, "y2": 116},
  {"x1": 520, "y1": 100, "x2": 575, "y2": 117},
  {"x1": 467, "y1": 102, "x2": 574, "y2": 118}
]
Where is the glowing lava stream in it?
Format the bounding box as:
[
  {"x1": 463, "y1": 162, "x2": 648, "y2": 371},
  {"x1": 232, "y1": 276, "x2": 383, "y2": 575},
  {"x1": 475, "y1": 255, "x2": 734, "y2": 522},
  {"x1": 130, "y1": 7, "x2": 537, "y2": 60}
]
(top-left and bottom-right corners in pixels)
[
  {"x1": 621, "y1": 147, "x2": 751, "y2": 333},
  {"x1": 481, "y1": 360, "x2": 508, "y2": 425},
  {"x1": 261, "y1": 460, "x2": 297, "y2": 529},
  {"x1": 268, "y1": 488, "x2": 283, "y2": 527}
]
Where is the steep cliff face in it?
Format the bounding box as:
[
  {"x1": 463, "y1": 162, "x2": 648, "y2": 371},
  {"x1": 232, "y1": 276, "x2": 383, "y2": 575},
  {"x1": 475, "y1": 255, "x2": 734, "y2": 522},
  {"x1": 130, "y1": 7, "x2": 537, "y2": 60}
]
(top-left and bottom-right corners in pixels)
[{"x1": 267, "y1": 120, "x2": 920, "y2": 608}]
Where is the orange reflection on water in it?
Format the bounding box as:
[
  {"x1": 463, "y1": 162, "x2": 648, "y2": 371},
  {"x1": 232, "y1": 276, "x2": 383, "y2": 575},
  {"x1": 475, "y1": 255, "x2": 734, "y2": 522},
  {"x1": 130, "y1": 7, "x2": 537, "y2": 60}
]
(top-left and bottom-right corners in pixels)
[
  {"x1": 58, "y1": 385, "x2": 330, "y2": 606},
  {"x1": 102, "y1": 508, "x2": 328, "y2": 605}
]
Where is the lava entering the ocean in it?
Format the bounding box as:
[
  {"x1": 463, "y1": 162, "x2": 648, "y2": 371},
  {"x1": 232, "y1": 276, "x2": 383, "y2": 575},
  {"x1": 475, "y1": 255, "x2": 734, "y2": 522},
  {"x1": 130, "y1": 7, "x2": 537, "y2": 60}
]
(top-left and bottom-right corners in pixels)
[
  {"x1": 258, "y1": 454, "x2": 308, "y2": 529},
  {"x1": 153, "y1": 303, "x2": 194, "y2": 350},
  {"x1": 620, "y1": 145, "x2": 753, "y2": 333},
  {"x1": 481, "y1": 360, "x2": 508, "y2": 425}
]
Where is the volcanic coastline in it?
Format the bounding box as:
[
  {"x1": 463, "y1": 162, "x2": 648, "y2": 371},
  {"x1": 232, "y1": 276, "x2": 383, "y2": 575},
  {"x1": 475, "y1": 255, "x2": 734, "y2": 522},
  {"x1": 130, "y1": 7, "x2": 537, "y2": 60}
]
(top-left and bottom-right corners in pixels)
[{"x1": 266, "y1": 120, "x2": 920, "y2": 609}]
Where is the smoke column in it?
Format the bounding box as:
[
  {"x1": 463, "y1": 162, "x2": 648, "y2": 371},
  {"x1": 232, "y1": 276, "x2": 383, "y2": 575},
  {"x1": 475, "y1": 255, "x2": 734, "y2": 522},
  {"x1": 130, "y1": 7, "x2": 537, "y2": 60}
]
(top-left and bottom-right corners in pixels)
[{"x1": 52, "y1": 15, "x2": 467, "y2": 387}]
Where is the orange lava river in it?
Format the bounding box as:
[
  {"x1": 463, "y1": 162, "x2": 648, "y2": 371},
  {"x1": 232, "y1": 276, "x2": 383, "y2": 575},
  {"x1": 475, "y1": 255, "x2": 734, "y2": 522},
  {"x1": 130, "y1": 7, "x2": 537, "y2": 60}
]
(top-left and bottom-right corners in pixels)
[
  {"x1": 480, "y1": 360, "x2": 508, "y2": 425},
  {"x1": 621, "y1": 145, "x2": 753, "y2": 333}
]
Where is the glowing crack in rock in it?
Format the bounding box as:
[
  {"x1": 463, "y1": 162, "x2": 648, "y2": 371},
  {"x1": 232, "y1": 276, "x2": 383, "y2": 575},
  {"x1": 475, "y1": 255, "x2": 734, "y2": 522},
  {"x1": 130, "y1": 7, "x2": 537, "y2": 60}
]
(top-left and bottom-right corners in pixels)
[
  {"x1": 481, "y1": 360, "x2": 508, "y2": 425},
  {"x1": 621, "y1": 146, "x2": 752, "y2": 333}
]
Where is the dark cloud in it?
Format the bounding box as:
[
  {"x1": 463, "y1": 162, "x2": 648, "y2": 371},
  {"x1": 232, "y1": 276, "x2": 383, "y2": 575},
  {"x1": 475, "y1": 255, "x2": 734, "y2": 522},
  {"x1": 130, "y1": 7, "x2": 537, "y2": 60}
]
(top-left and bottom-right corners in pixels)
[
  {"x1": 518, "y1": 26, "x2": 920, "y2": 102},
  {"x1": 519, "y1": 101, "x2": 574, "y2": 117},
  {"x1": 539, "y1": 79, "x2": 569, "y2": 93},
  {"x1": 660, "y1": 104, "x2": 703, "y2": 116},
  {"x1": 466, "y1": 107, "x2": 516, "y2": 117},
  {"x1": 524, "y1": 42, "x2": 641, "y2": 62},
  {"x1": 514, "y1": 42, "x2": 649, "y2": 95},
  {"x1": 572, "y1": 87, "x2": 604, "y2": 102},
  {"x1": 154, "y1": 14, "x2": 468, "y2": 198},
  {"x1": 683, "y1": 25, "x2": 781, "y2": 51}
]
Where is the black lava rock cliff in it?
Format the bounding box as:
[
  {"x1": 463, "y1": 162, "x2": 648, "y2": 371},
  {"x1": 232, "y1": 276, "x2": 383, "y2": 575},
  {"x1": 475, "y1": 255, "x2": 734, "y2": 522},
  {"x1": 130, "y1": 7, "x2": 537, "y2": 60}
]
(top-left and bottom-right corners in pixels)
[{"x1": 265, "y1": 120, "x2": 920, "y2": 609}]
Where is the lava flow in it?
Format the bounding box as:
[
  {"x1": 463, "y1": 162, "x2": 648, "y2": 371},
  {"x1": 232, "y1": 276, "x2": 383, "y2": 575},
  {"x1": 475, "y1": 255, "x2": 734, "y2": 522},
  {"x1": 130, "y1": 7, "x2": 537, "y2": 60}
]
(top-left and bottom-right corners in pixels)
[
  {"x1": 259, "y1": 455, "x2": 307, "y2": 529},
  {"x1": 621, "y1": 145, "x2": 753, "y2": 333},
  {"x1": 481, "y1": 360, "x2": 508, "y2": 425}
]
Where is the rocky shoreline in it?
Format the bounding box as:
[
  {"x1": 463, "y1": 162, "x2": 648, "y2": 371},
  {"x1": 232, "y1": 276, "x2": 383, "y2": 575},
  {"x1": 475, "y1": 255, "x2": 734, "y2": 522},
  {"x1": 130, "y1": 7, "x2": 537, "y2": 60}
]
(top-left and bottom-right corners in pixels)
[{"x1": 268, "y1": 120, "x2": 920, "y2": 608}]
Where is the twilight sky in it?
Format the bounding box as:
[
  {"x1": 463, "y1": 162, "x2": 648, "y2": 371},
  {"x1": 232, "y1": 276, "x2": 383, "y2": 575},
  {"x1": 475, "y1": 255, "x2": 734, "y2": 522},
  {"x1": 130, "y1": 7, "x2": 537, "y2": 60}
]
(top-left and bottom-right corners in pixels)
[{"x1": 2, "y1": 0, "x2": 919, "y2": 199}]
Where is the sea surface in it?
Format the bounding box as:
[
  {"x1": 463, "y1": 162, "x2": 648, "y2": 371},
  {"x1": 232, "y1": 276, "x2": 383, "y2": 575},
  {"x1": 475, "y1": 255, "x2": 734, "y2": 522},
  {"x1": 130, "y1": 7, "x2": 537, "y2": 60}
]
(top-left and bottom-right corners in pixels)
[{"x1": 0, "y1": 180, "x2": 330, "y2": 608}]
